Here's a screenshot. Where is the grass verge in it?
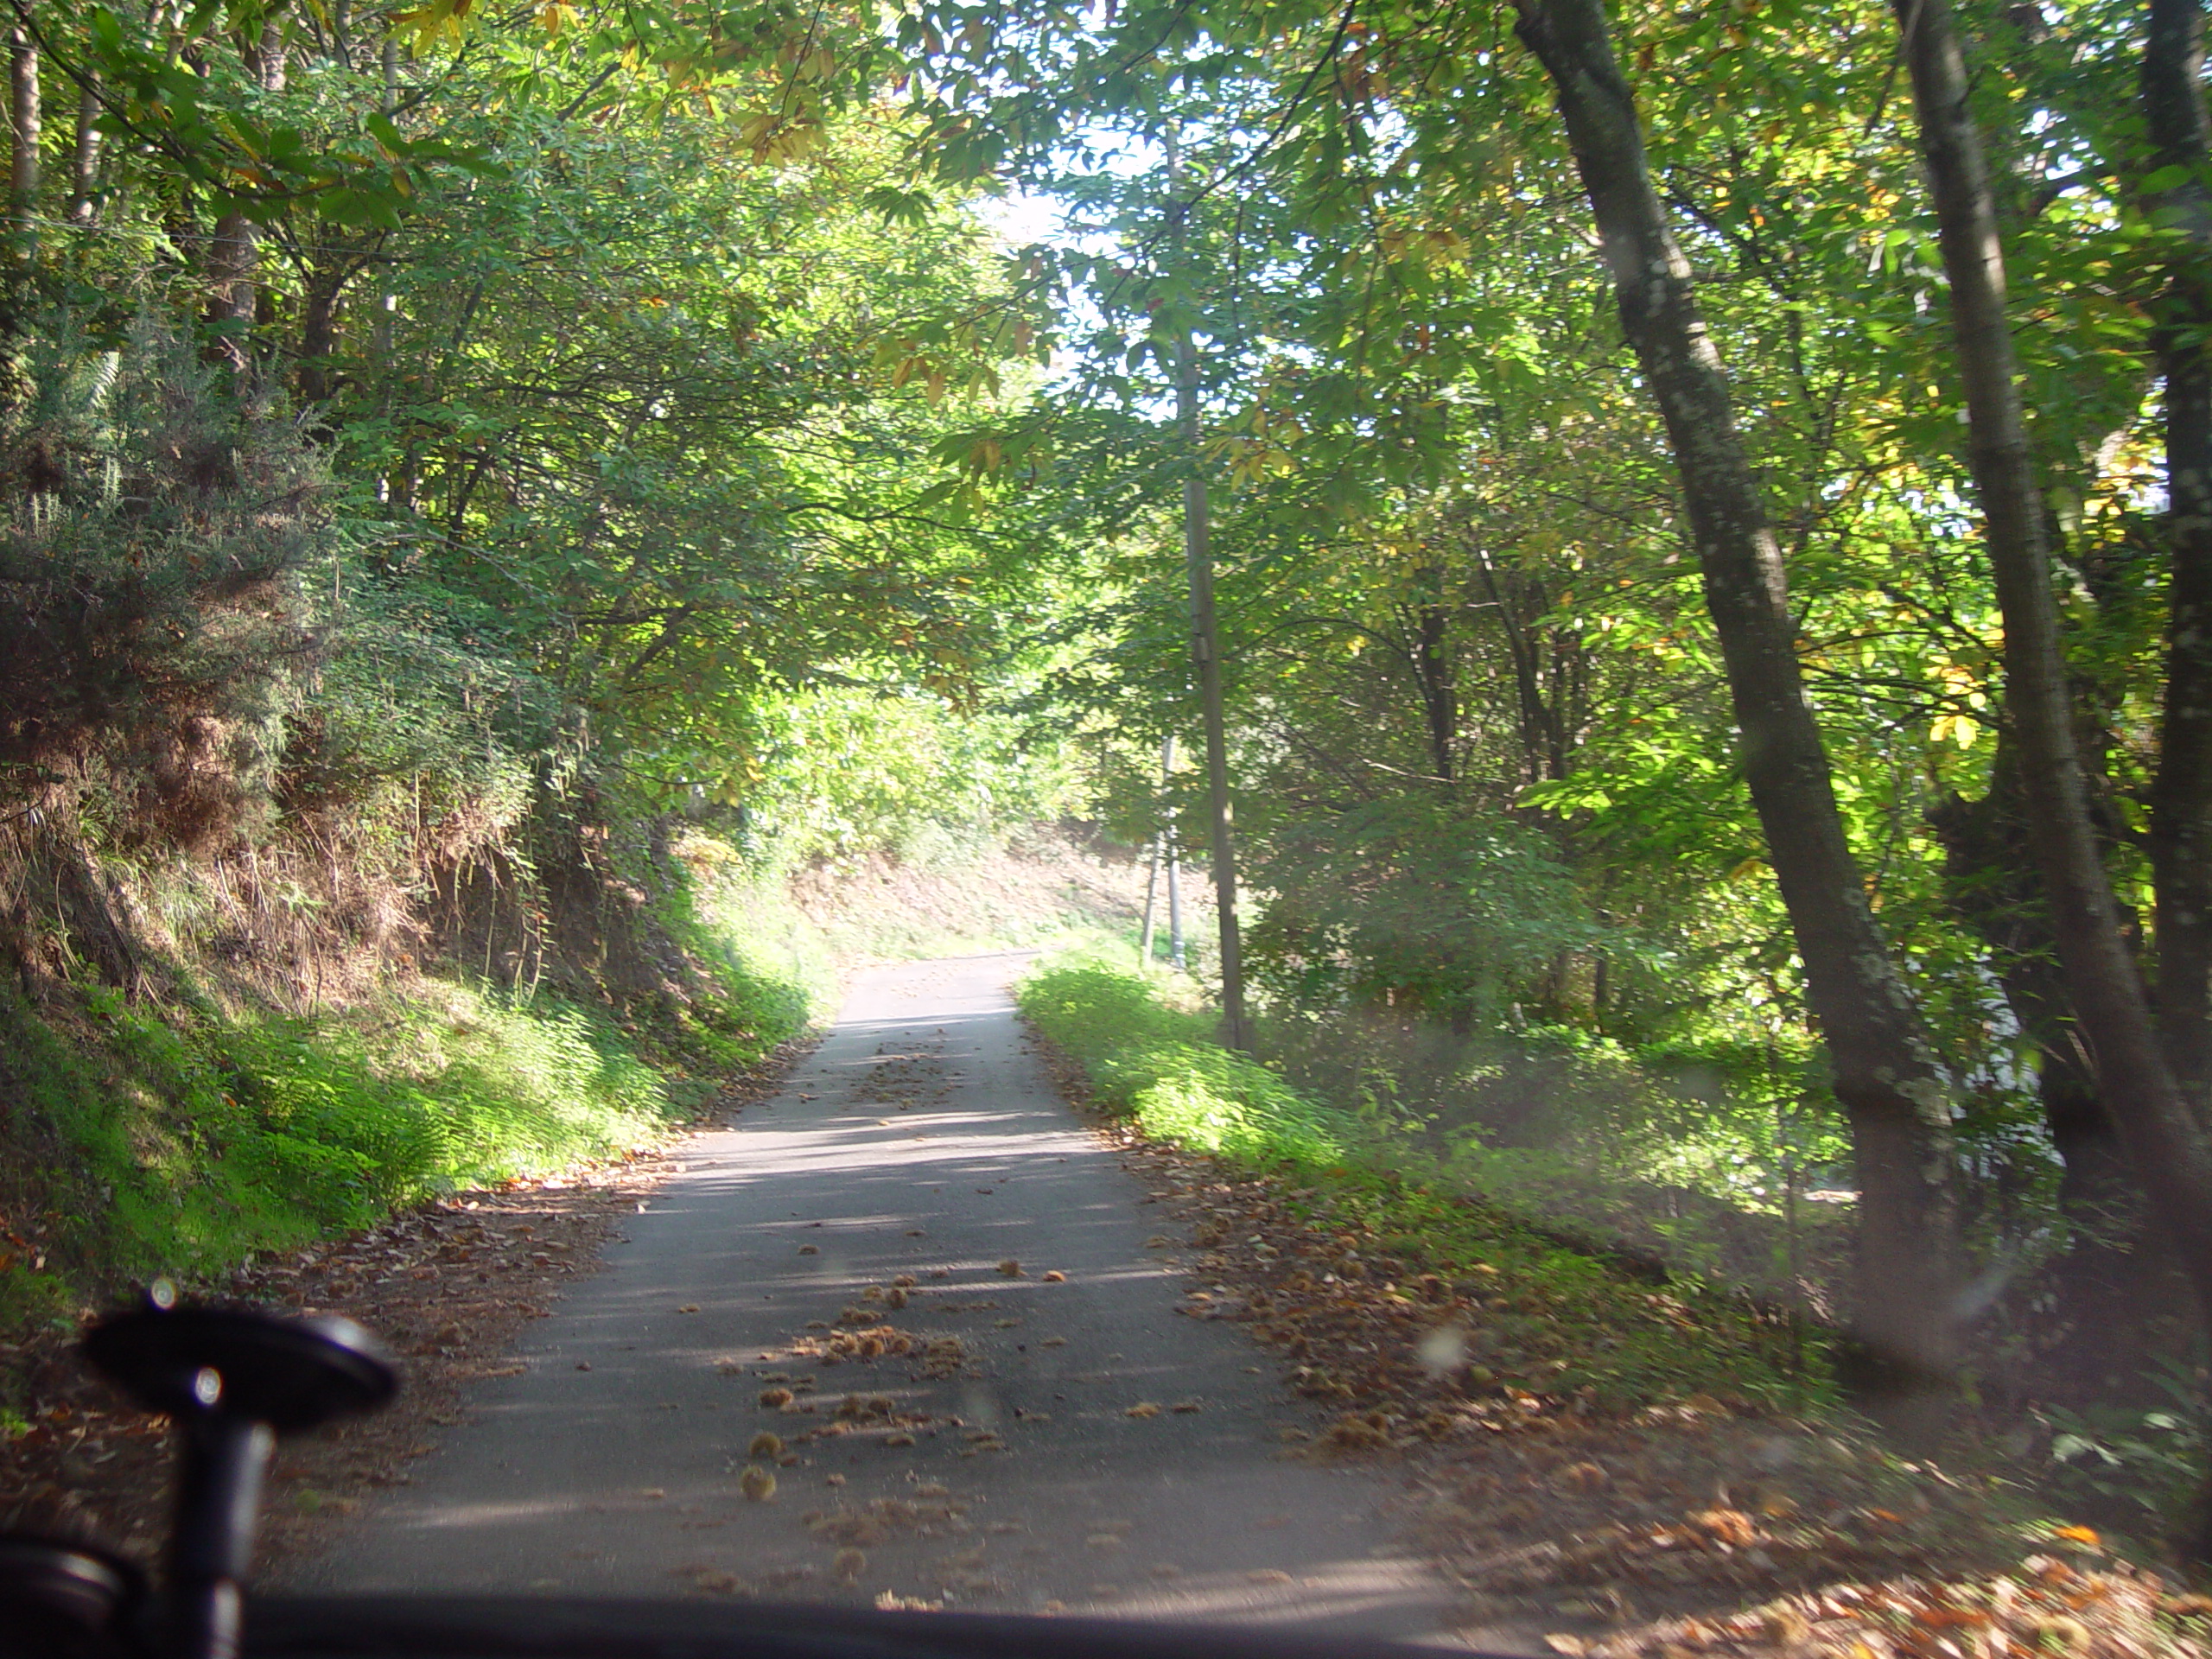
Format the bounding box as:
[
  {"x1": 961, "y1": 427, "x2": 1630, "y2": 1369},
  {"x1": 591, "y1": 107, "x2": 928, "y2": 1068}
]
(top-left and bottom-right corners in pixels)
[
  {"x1": 0, "y1": 955, "x2": 808, "y2": 1348},
  {"x1": 1016, "y1": 960, "x2": 1824, "y2": 1413}
]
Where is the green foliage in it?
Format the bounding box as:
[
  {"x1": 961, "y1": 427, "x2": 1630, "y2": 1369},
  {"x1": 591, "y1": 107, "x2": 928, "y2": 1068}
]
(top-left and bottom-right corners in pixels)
[
  {"x1": 1016, "y1": 960, "x2": 1821, "y2": 1408},
  {"x1": 0, "y1": 316, "x2": 327, "y2": 831},
  {"x1": 276, "y1": 575, "x2": 559, "y2": 832},
  {"x1": 1019, "y1": 963, "x2": 1344, "y2": 1164},
  {"x1": 732, "y1": 688, "x2": 1077, "y2": 869},
  {"x1": 0, "y1": 941, "x2": 810, "y2": 1330},
  {"x1": 1246, "y1": 799, "x2": 1597, "y2": 1029},
  {"x1": 2039, "y1": 1356, "x2": 2211, "y2": 1537}
]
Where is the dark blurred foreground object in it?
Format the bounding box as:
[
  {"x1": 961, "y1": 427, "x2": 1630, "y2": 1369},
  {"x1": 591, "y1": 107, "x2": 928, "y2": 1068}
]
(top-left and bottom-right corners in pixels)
[
  {"x1": 242, "y1": 1598, "x2": 1468, "y2": 1659},
  {"x1": 2, "y1": 1296, "x2": 1491, "y2": 1659},
  {"x1": 0, "y1": 1289, "x2": 398, "y2": 1659}
]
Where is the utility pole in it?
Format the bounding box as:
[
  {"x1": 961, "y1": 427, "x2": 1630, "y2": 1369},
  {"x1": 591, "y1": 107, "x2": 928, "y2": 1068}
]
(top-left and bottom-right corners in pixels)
[{"x1": 1166, "y1": 146, "x2": 1248, "y2": 1048}]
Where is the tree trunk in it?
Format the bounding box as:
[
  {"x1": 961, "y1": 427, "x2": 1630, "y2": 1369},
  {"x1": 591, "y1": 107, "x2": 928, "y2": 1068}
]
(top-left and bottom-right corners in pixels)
[
  {"x1": 10, "y1": 25, "x2": 38, "y2": 264},
  {"x1": 1411, "y1": 594, "x2": 1457, "y2": 785},
  {"x1": 67, "y1": 73, "x2": 97, "y2": 224},
  {"x1": 2145, "y1": 0, "x2": 2212, "y2": 1105},
  {"x1": 205, "y1": 211, "x2": 259, "y2": 351},
  {"x1": 1513, "y1": 0, "x2": 1964, "y2": 1420},
  {"x1": 297, "y1": 273, "x2": 342, "y2": 404},
  {"x1": 206, "y1": 24, "x2": 288, "y2": 361},
  {"x1": 1892, "y1": 0, "x2": 2212, "y2": 1362},
  {"x1": 1927, "y1": 766, "x2": 2152, "y2": 1389}
]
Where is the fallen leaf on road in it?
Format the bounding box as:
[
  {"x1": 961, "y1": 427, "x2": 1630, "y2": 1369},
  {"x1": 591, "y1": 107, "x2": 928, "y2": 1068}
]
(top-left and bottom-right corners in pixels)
[
  {"x1": 998, "y1": 1259, "x2": 1023, "y2": 1276},
  {"x1": 678, "y1": 1304, "x2": 701, "y2": 1313},
  {"x1": 1125, "y1": 1402, "x2": 1161, "y2": 1419},
  {"x1": 1041, "y1": 1271, "x2": 1066, "y2": 1282}
]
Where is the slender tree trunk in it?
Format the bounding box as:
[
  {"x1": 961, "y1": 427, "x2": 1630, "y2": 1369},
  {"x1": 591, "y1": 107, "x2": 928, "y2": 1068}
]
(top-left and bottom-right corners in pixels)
[
  {"x1": 206, "y1": 211, "x2": 258, "y2": 340},
  {"x1": 1513, "y1": 0, "x2": 1963, "y2": 1418},
  {"x1": 1141, "y1": 835, "x2": 1161, "y2": 968},
  {"x1": 297, "y1": 273, "x2": 342, "y2": 404},
  {"x1": 2145, "y1": 0, "x2": 2212, "y2": 1104},
  {"x1": 10, "y1": 25, "x2": 39, "y2": 265},
  {"x1": 206, "y1": 25, "x2": 287, "y2": 360},
  {"x1": 1177, "y1": 324, "x2": 1248, "y2": 1048},
  {"x1": 66, "y1": 73, "x2": 97, "y2": 224},
  {"x1": 1413, "y1": 597, "x2": 1457, "y2": 785},
  {"x1": 1891, "y1": 0, "x2": 2212, "y2": 1363},
  {"x1": 1927, "y1": 766, "x2": 2151, "y2": 1387}
]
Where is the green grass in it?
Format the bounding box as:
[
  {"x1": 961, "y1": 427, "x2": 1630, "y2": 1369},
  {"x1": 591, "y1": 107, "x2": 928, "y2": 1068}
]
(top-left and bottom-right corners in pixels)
[
  {"x1": 1016, "y1": 961, "x2": 1827, "y2": 1412},
  {"x1": 0, "y1": 952, "x2": 810, "y2": 1339}
]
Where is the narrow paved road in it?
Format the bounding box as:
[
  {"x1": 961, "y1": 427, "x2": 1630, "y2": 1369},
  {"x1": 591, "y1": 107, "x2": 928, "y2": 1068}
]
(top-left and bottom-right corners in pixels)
[{"x1": 289, "y1": 955, "x2": 1455, "y2": 1637}]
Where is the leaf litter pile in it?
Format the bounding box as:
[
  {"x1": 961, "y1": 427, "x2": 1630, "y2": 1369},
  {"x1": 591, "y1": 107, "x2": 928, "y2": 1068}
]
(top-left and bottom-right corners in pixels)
[{"x1": 1090, "y1": 1122, "x2": 2212, "y2": 1655}]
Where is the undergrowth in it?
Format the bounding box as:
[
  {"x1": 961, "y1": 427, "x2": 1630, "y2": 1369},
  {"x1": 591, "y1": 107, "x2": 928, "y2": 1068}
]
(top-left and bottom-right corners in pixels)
[
  {"x1": 1016, "y1": 960, "x2": 1826, "y2": 1413},
  {"x1": 0, "y1": 956, "x2": 808, "y2": 1339}
]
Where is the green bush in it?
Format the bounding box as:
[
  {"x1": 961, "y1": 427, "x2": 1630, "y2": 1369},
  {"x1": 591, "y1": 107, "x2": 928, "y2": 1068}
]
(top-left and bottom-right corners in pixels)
[
  {"x1": 1017, "y1": 963, "x2": 1344, "y2": 1165},
  {"x1": 0, "y1": 976, "x2": 742, "y2": 1331}
]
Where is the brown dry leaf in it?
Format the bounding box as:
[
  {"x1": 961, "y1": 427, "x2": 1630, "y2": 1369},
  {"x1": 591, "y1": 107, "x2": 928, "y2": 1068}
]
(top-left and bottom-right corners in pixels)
[
  {"x1": 1124, "y1": 1402, "x2": 1162, "y2": 1419},
  {"x1": 1691, "y1": 1508, "x2": 1758, "y2": 1548}
]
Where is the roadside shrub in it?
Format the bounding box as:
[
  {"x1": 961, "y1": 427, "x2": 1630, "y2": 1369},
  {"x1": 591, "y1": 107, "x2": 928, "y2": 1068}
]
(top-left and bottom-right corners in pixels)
[
  {"x1": 0, "y1": 315, "x2": 326, "y2": 849},
  {"x1": 0, "y1": 976, "x2": 688, "y2": 1322},
  {"x1": 1019, "y1": 963, "x2": 1343, "y2": 1165},
  {"x1": 1015, "y1": 960, "x2": 1816, "y2": 1408}
]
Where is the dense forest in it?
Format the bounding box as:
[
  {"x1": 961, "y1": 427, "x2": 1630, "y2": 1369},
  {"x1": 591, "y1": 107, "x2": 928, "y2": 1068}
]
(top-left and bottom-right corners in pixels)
[{"x1": 3, "y1": 0, "x2": 2211, "y2": 1563}]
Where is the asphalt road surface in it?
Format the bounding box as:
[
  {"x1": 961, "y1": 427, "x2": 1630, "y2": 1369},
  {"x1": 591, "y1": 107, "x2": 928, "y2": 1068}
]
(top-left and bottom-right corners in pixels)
[{"x1": 288, "y1": 954, "x2": 1459, "y2": 1637}]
